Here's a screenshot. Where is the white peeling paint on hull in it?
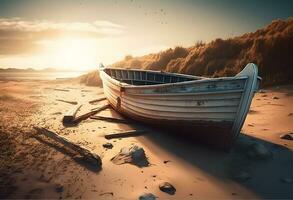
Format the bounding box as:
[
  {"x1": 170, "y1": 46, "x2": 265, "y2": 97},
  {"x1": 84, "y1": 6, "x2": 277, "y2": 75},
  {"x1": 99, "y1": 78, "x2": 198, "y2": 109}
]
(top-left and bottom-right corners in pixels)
[{"x1": 99, "y1": 63, "x2": 260, "y2": 147}]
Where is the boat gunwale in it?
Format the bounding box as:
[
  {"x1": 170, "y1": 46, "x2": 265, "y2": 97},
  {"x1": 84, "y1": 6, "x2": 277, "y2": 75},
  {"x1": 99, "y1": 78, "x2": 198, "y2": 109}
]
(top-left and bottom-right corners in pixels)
[
  {"x1": 104, "y1": 67, "x2": 205, "y2": 80},
  {"x1": 102, "y1": 77, "x2": 245, "y2": 96},
  {"x1": 100, "y1": 68, "x2": 248, "y2": 90}
]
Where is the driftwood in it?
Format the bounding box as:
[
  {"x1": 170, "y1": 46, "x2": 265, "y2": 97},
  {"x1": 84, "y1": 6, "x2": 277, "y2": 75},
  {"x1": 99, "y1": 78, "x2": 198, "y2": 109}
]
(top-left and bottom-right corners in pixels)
[
  {"x1": 81, "y1": 89, "x2": 92, "y2": 92},
  {"x1": 89, "y1": 97, "x2": 106, "y2": 104},
  {"x1": 73, "y1": 104, "x2": 110, "y2": 123},
  {"x1": 105, "y1": 130, "x2": 147, "y2": 140},
  {"x1": 63, "y1": 104, "x2": 82, "y2": 123},
  {"x1": 90, "y1": 116, "x2": 130, "y2": 124},
  {"x1": 56, "y1": 99, "x2": 78, "y2": 105},
  {"x1": 33, "y1": 127, "x2": 101, "y2": 166},
  {"x1": 54, "y1": 88, "x2": 70, "y2": 92}
]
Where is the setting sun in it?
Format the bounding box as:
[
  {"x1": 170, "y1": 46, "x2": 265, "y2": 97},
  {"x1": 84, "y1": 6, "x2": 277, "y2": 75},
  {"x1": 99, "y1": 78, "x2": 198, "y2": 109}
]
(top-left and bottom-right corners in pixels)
[{"x1": 42, "y1": 37, "x2": 98, "y2": 71}]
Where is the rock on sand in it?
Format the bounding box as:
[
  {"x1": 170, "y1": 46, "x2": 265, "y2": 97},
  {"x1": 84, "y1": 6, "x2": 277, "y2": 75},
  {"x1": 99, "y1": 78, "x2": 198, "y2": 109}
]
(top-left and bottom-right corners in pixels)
[
  {"x1": 280, "y1": 133, "x2": 293, "y2": 140},
  {"x1": 138, "y1": 193, "x2": 156, "y2": 200},
  {"x1": 103, "y1": 142, "x2": 113, "y2": 149},
  {"x1": 159, "y1": 182, "x2": 176, "y2": 195},
  {"x1": 111, "y1": 145, "x2": 149, "y2": 167}
]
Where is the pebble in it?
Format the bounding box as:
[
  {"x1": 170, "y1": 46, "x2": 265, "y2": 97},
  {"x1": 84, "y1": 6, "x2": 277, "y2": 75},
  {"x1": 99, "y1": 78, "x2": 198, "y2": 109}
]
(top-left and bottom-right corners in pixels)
[
  {"x1": 272, "y1": 96, "x2": 279, "y2": 99},
  {"x1": 159, "y1": 182, "x2": 176, "y2": 195},
  {"x1": 138, "y1": 193, "x2": 156, "y2": 200},
  {"x1": 102, "y1": 142, "x2": 113, "y2": 149},
  {"x1": 280, "y1": 133, "x2": 293, "y2": 141},
  {"x1": 55, "y1": 184, "x2": 64, "y2": 193}
]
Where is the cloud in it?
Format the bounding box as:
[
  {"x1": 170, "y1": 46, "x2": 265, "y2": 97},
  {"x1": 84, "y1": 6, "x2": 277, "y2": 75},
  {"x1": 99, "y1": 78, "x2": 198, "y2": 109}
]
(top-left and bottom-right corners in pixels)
[{"x1": 0, "y1": 18, "x2": 125, "y2": 55}]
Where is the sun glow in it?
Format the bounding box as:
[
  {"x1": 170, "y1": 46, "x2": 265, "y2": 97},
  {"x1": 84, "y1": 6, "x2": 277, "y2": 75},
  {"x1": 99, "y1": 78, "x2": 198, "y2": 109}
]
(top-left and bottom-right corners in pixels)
[{"x1": 41, "y1": 37, "x2": 99, "y2": 71}]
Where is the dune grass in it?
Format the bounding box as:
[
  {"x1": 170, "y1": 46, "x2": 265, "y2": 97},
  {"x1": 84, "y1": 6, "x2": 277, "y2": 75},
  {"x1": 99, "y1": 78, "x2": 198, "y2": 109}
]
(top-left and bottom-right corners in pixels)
[{"x1": 81, "y1": 18, "x2": 293, "y2": 87}]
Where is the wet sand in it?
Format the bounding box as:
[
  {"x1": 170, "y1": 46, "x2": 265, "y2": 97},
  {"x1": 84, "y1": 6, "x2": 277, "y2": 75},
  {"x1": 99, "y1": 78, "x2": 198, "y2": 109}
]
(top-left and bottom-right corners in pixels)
[{"x1": 0, "y1": 80, "x2": 292, "y2": 199}]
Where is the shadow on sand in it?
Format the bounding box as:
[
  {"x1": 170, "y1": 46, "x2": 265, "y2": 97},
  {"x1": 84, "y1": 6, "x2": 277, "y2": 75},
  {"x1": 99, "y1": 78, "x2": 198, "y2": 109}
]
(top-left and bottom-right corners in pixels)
[
  {"x1": 32, "y1": 135, "x2": 102, "y2": 173},
  {"x1": 137, "y1": 128, "x2": 293, "y2": 199}
]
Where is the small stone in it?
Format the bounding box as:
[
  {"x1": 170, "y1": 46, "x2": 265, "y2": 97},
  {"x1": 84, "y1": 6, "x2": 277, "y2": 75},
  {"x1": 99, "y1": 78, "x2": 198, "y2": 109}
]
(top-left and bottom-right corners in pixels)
[
  {"x1": 55, "y1": 184, "x2": 64, "y2": 193},
  {"x1": 247, "y1": 143, "x2": 272, "y2": 160},
  {"x1": 159, "y1": 182, "x2": 176, "y2": 195},
  {"x1": 131, "y1": 147, "x2": 146, "y2": 162},
  {"x1": 272, "y1": 96, "x2": 279, "y2": 99},
  {"x1": 281, "y1": 177, "x2": 292, "y2": 184},
  {"x1": 233, "y1": 171, "x2": 251, "y2": 182},
  {"x1": 138, "y1": 193, "x2": 156, "y2": 200},
  {"x1": 280, "y1": 133, "x2": 293, "y2": 140},
  {"x1": 111, "y1": 145, "x2": 149, "y2": 167},
  {"x1": 103, "y1": 142, "x2": 113, "y2": 149}
]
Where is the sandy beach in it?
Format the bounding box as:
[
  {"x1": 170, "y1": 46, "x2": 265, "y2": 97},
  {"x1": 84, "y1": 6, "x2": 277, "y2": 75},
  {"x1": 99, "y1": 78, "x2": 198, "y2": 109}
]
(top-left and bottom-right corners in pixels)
[{"x1": 0, "y1": 79, "x2": 292, "y2": 199}]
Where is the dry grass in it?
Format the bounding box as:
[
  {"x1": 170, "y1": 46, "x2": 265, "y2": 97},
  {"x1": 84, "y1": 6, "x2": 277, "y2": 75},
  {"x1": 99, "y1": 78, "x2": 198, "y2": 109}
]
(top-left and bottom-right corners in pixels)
[
  {"x1": 80, "y1": 18, "x2": 293, "y2": 87},
  {"x1": 79, "y1": 70, "x2": 102, "y2": 86}
]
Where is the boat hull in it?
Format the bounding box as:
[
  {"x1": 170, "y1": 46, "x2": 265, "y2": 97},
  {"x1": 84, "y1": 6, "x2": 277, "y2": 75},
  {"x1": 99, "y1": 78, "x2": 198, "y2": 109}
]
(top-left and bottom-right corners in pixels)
[{"x1": 100, "y1": 63, "x2": 260, "y2": 147}]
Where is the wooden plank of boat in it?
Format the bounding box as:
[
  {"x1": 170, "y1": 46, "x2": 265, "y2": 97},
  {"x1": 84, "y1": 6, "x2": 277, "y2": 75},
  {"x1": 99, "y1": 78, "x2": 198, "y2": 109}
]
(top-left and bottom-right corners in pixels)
[
  {"x1": 99, "y1": 63, "x2": 261, "y2": 146},
  {"x1": 63, "y1": 104, "x2": 82, "y2": 124},
  {"x1": 73, "y1": 103, "x2": 110, "y2": 123},
  {"x1": 90, "y1": 115, "x2": 131, "y2": 124},
  {"x1": 104, "y1": 130, "x2": 147, "y2": 140},
  {"x1": 54, "y1": 88, "x2": 70, "y2": 92},
  {"x1": 89, "y1": 96, "x2": 106, "y2": 104},
  {"x1": 56, "y1": 99, "x2": 78, "y2": 105}
]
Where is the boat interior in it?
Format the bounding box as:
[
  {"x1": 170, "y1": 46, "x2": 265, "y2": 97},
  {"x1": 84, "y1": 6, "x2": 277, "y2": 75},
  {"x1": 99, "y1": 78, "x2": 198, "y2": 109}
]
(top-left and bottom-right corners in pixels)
[{"x1": 104, "y1": 68, "x2": 199, "y2": 85}]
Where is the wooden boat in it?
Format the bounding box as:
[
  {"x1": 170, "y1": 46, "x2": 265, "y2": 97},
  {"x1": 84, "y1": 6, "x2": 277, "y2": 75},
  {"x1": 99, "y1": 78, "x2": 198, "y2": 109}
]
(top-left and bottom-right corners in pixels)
[{"x1": 99, "y1": 63, "x2": 261, "y2": 148}]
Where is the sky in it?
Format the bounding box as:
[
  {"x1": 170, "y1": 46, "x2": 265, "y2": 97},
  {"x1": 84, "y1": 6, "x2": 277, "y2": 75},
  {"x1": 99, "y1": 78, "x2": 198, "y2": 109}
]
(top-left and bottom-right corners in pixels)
[{"x1": 0, "y1": 0, "x2": 292, "y2": 71}]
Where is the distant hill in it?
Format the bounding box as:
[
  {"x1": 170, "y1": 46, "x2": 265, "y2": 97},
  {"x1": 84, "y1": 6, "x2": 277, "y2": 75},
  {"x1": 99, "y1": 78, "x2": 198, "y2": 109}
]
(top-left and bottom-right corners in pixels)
[{"x1": 111, "y1": 18, "x2": 293, "y2": 86}]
